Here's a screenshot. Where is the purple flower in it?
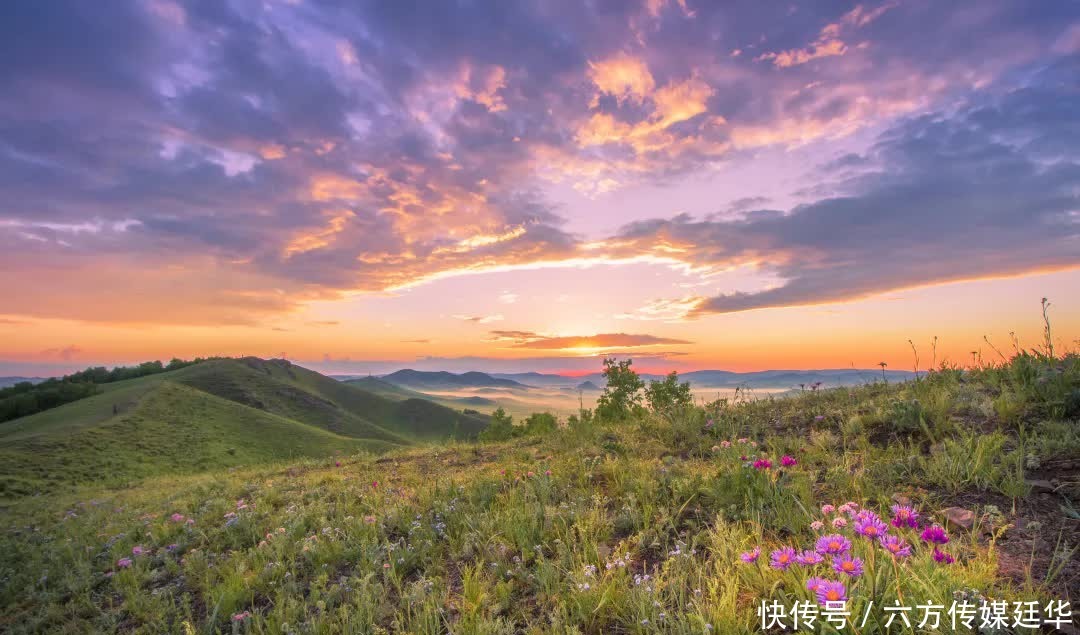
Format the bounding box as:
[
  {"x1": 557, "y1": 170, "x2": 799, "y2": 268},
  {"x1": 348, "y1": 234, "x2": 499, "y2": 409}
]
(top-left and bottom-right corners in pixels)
[
  {"x1": 794, "y1": 550, "x2": 824, "y2": 566},
  {"x1": 815, "y1": 534, "x2": 852, "y2": 556},
  {"x1": 831, "y1": 554, "x2": 864, "y2": 578},
  {"x1": 769, "y1": 547, "x2": 797, "y2": 570},
  {"x1": 753, "y1": 458, "x2": 773, "y2": 470},
  {"x1": 739, "y1": 547, "x2": 760, "y2": 563},
  {"x1": 116, "y1": 557, "x2": 133, "y2": 569},
  {"x1": 879, "y1": 534, "x2": 912, "y2": 559},
  {"x1": 854, "y1": 512, "x2": 888, "y2": 539},
  {"x1": 170, "y1": 513, "x2": 185, "y2": 523},
  {"x1": 920, "y1": 524, "x2": 950, "y2": 545},
  {"x1": 805, "y1": 577, "x2": 828, "y2": 594},
  {"x1": 890, "y1": 504, "x2": 919, "y2": 528},
  {"x1": 131, "y1": 545, "x2": 145, "y2": 556},
  {"x1": 815, "y1": 579, "x2": 847, "y2": 605},
  {"x1": 932, "y1": 548, "x2": 955, "y2": 564},
  {"x1": 780, "y1": 455, "x2": 797, "y2": 467},
  {"x1": 814, "y1": 415, "x2": 825, "y2": 422}
]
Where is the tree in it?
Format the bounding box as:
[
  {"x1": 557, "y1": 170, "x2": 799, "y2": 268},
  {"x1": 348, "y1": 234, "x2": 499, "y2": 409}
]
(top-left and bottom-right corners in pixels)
[
  {"x1": 645, "y1": 371, "x2": 693, "y2": 420},
  {"x1": 596, "y1": 358, "x2": 644, "y2": 421},
  {"x1": 522, "y1": 412, "x2": 558, "y2": 435},
  {"x1": 479, "y1": 407, "x2": 516, "y2": 441}
]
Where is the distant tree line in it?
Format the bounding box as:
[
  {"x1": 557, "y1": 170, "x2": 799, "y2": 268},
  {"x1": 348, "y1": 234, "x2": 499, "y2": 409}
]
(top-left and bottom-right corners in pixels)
[{"x1": 0, "y1": 358, "x2": 214, "y2": 423}]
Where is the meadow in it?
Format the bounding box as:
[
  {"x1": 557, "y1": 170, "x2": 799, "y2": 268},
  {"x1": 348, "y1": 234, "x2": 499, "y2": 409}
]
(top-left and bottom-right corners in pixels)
[{"x1": 0, "y1": 352, "x2": 1077, "y2": 633}]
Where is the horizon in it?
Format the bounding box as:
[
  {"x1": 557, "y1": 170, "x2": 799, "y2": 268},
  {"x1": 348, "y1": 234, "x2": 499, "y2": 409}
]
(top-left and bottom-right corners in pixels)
[{"x1": 2, "y1": 2, "x2": 1079, "y2": 377}]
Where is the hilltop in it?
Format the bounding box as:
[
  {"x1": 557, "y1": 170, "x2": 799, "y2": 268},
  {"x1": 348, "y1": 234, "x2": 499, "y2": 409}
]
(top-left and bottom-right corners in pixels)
[
  {"x1": 0, "y1": 352, "x2": 1076, "y2": 633},
  {"x1": 0, "y1": 358, "x2": 488, "y2": 498}
]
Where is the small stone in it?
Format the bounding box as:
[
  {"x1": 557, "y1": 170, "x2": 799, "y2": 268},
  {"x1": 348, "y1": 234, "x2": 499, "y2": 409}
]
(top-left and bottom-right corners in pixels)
[
  {"x1": 1027, "y1": 479, "x2": 1055, "y2": 495},
  {"x1": 941, "y1": 507, "x2": 976, "y2": 530}
]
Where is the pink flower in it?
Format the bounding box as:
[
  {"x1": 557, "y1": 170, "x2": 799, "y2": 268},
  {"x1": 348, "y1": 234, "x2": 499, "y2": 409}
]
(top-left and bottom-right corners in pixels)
[
  {"x1": 838, "y1": 502, "x2": 860, "y2": 516},
  {"x1": 769, "y1": 547, "x2": 797, "y2": 570},
  {"x1": 820, "y1": 504, "x2": 835, "y2": 515},
  {"x1": 170, "y1": 513, "x2": 185, "y2": 523},
  {"x1": 383, "y1": 562, "x2": 391, "y2": 569},
  {"x1": 185, "y1": 518, "x2": 195, "y2": 526},
  {"x1": 527, "y1": 471, "x2": 535, "y2": 478},
  {"x1": 752, "y1": 458, "x2": 772, "y2": 470},
  {"x1": 832, "y1": 517, "x2": 848, "y2": 528},
  {"x1": 737, "y1": 438, "x2": 749, "y2": 444},
  {"x1": 720, "y1": 440, "x2": 731, "y2": 448},
  {"x1": 739, "y1": 547, "x2": 760, "y2": 563},
  {"x1": 815, "y1": 534, "x2": 851, "y2": 556},
  {"x1": 232, "y1": 611, "x2": 252, "y2": 622},
  {"x1": 932, "y1": 548, "x2": 955, "y2": 564},
  {"x1": 131, "y1": 545, "x2": 145, "y2": 556},
  {"x1": 879, "y1": 535, "x2": 912, "y2": 559},
  {"x1": 890, "y1": 504, "x2": 919, "y2": 528},
  {"x1": 794, "y1": 550, "x2": 824, "y2": 566},
  {"x1": 780, "y1": 455, "x2": 797, "y2": 467},
  {"x1": 545, "y1": 470, "x2": 552, "y2": 476},
  {"x1": 372, "y1": 481, "x2": 379, "y2": 489},
  {"x1": 334, "y1": 460, "x2": 341, "y2": 467},
  {"x1": 832, "y1": 554, "x2": 864, "y2": 578},
  {"x1": 363, "y1": 515, "x2": 376, "y2": 524},
  {"x1": 810, "y1": 521, "x2": 824, "y2": 531},
  {"x1": 920, "y1": 525, "x2": 949, "y2": 545},
  {"x1": 853, "y1": 512, "x2": 888, "y2": 539},
  {"x1": 117, "y1": 557, "x2": 133, "y2": 569},
  {"x1": 815, "y1": 580, "x2": 847, "y2": 605}
]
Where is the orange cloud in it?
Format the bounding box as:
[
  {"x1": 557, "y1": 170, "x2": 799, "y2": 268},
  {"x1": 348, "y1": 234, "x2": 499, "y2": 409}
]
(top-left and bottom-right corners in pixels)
[{"x1": 588, "y1": 54, "x2": 656, "y2": 106}]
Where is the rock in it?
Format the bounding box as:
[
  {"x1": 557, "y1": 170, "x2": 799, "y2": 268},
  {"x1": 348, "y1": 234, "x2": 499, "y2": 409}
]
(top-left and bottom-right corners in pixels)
[
  {"x1": 891, "y1": 493, "x2": 911, "y2": 506},
  {"x1": 1027, "y1": 479, "x2": 1055, "y2": 495},
  {"x1": 941, "y1": 507, "x2": 976, "y2": 530}
]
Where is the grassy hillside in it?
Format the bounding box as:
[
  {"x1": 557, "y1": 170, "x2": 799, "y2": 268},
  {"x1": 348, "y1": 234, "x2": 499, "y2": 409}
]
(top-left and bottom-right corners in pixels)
[
  {"x1": 0, "y1": 353, "x2": 1076, "y2": 633},
  {"x1": 0, "y1": 381, "x2": 386, "y2": 498},
  {"x1": 0, "y1": 358, "x2": 491, "y2": 497}
]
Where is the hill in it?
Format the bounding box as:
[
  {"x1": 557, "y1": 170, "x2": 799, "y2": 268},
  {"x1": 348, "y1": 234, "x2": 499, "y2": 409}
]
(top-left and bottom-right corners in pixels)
[
  {"x1": 0, "y1": 358, "x2": 491, "y2": 497},
  {"x1": 0, "y1": 376, "x2": 45, "y2": 389},
  {"x1": 0, "y1": 352, "x2": 1075, "y2": 632},
  {"x1": 576, "y1": 380, "x2": 601, "y2": 391},
  {"x1": 382, "y1": 369, "x2": 527, "y2": 390}
]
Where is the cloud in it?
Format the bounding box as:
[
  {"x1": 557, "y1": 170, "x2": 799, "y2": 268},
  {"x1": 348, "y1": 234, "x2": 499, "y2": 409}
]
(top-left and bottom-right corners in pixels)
[
  {"x1": 488, "y1": 331, "x2": 692, "y2": 350},
  {"x1": 40, "y1": 345, "x2": 84, "y2": 361},
  {"x1": 0, "y1": 1, "x2": 1076, "y2": 326},
  {"x1": 453, "y1": 314, "x2": 505, "y2": 324}
]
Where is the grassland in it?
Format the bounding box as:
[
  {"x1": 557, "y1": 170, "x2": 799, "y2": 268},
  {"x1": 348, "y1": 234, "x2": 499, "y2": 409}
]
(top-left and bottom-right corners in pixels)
[
  {"x1": 0, "y1": 352, "x2": 1076, "y2": 633},
  {"x1": 0, "y1": 358, "x2": 489, "y2": 499}
]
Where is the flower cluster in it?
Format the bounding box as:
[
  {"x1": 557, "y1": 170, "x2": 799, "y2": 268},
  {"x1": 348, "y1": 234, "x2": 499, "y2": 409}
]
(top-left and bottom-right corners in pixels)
[{"x1": 741, "y1": 500, "x2": 956, "y2": 606}]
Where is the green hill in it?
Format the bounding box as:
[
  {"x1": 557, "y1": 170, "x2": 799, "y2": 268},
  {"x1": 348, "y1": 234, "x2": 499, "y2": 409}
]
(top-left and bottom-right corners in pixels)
[{"x1": 0, "y1": 358, "x2": 491, "y2": 497}]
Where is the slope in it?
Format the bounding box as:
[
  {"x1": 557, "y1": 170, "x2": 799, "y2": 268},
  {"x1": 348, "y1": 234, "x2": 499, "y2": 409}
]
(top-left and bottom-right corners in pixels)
[{"x1": 0, "y1": 380, "x2": 385, "y2": 498}]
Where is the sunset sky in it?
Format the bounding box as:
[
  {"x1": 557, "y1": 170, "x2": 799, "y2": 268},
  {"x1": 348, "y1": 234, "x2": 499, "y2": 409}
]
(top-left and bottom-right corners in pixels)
[{"x1": 1, "y1": 1, "x2": 1078, "y2": 377}]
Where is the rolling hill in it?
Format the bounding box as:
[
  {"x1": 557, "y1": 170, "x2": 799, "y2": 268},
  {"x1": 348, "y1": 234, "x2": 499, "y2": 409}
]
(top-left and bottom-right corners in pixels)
[
  {"x1": 0, "y1": 358, "x2": 490, "y2": 497},
  {"x1": 381, "y1": 369, "x2": 527, "y2": 390}
]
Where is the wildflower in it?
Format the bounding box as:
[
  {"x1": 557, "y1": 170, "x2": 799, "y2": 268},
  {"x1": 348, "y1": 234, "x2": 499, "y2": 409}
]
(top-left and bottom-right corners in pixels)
[
  {"x1": 780, "y1": 455, "x2": 797, "y2": 467},
  {"x1": 545, "y1": 469, "x2": 552, "y2": 476},
  {"x1": 832, "y1": 554, "x2": 864, "y2": 578},
  {"x1": 577, "y1": 582, "x2": 590, "y2": 591},
  {"x1": 117, "y1": 557, "x2": 133, "y2": 569},
  {"x1": 832, "y1": 517, "x2": 848, "y2": 528},
  {"x1": 704, "y1": 419, "x2": 714, "y2": 428},
  {"x1": 737, "y1": 438, "x2": 749, "y2": 444},
  {"x1": 277, "y1": 527, "x2": 286, "y2": 533},
  {"x1": 769, "y1": 547, "x2": 797, "y2": 570},
  {"x1": 258, "y1": 540, "x2": 268, "y2": 548},
  {"x1": 170, "y1": 513, "x2": 185, "y2": 523},
  {"x1": 814, "y1": 415, "x2": 825, "y2": 422},
  {"x1": 815, "y1": 534, "x2": 851, "y2": 556},
  {"x1": 752, "y1": 458, "x2": 773, "y2": 470},
  {"x1": 932, "y1": 548, "x2": 955, "y2": 564},
  {"x1": 720, "y1": 440, "x2": 731, "y2": 448},
  {"x1": 232, "y1": 611, "x2": 251, "y2": 622},
  {"x1": 131, "y1": 545, "x2": 145, "y2": 556},
  {"x1": 740, "y1": 455, "x2": 748, "y2": 461},
  {"x1": 838, "y1": 502, "x2": 860, "y2": 516},
  {"x1": 165, "y1": 543, "x2": 179, "y2": 552},
  {"x1": 383, "y1": 563, "x2": 390, "y2": 569},
  {"x1": 236, "y1": 499, "x2": 248, "y2": 510},
  {"x1": 890, "y1": 504, "x2": 919, "y2": 528},
  {"x1": 334, "y1": 460, "x2": 341, "y2": 467},
  {"x1": 185, "y1": 518, "x2": 195, "y2": 526},
  {"x1": 879, "y1": 534, "x2": 912, "y2": 559},
  {"x1": 920, "y1": 524, "x2": 950, "y2": 545},
  {"x1": 805, "y1": 577, "x2": 828, "y2": 593},
  {"x1": 794, "y1": 550, "x2": 824, "y2": 566},
  {"x1": 372, "y1": 480, "x2": 379, "y2": 489},
  {"x1": 739, "y1": 547, "x2": 760, "y2": 563},
  {"x1": 810, "y1": 521, "x2": 824, "y2": 531},
  {"x1": 815, "y1": 580, "x2": 847, "y2": 605},
  {"x1": 821, "y1": 504, "x2": 835, "y2": 515},
  {"x1": 854, "y1": 513, "x2": 888, "y2": 539},
  {"x1": 363, "y1": 515, "x2": 376, "y2": 524},
  {"x1": 527, "y1": 471, "x2": 535, "y2": 478}
]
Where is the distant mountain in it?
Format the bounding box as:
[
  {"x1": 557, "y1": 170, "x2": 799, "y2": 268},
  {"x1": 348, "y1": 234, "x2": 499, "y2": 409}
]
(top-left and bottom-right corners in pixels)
[
  {"x1": 490, "y1": 372, "x2": 576, "y2": 387},
  {"x1": 576, "y1": 380, "x2": 601, "y2": 391},
  {"x1": 382, "y1": 369, "x2": 526, "y2": 390},
  {"x1": 492, "y1": 368, "x2": 917, "y2": 390},
  {"x1": 0, "y1": 377, "x2": 45, "y2": 389}
]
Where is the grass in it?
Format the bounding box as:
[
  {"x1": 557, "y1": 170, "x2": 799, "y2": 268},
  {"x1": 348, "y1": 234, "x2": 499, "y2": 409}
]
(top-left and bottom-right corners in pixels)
[{"x1": 0, "y1": 354, "x2": 1076, "y2": 633}]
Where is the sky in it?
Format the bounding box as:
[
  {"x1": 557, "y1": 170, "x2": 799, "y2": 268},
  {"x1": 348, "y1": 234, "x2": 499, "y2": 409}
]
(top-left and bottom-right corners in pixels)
[{"x1": 1, "y1": 0, "x2": 1078, "y2": 377}]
